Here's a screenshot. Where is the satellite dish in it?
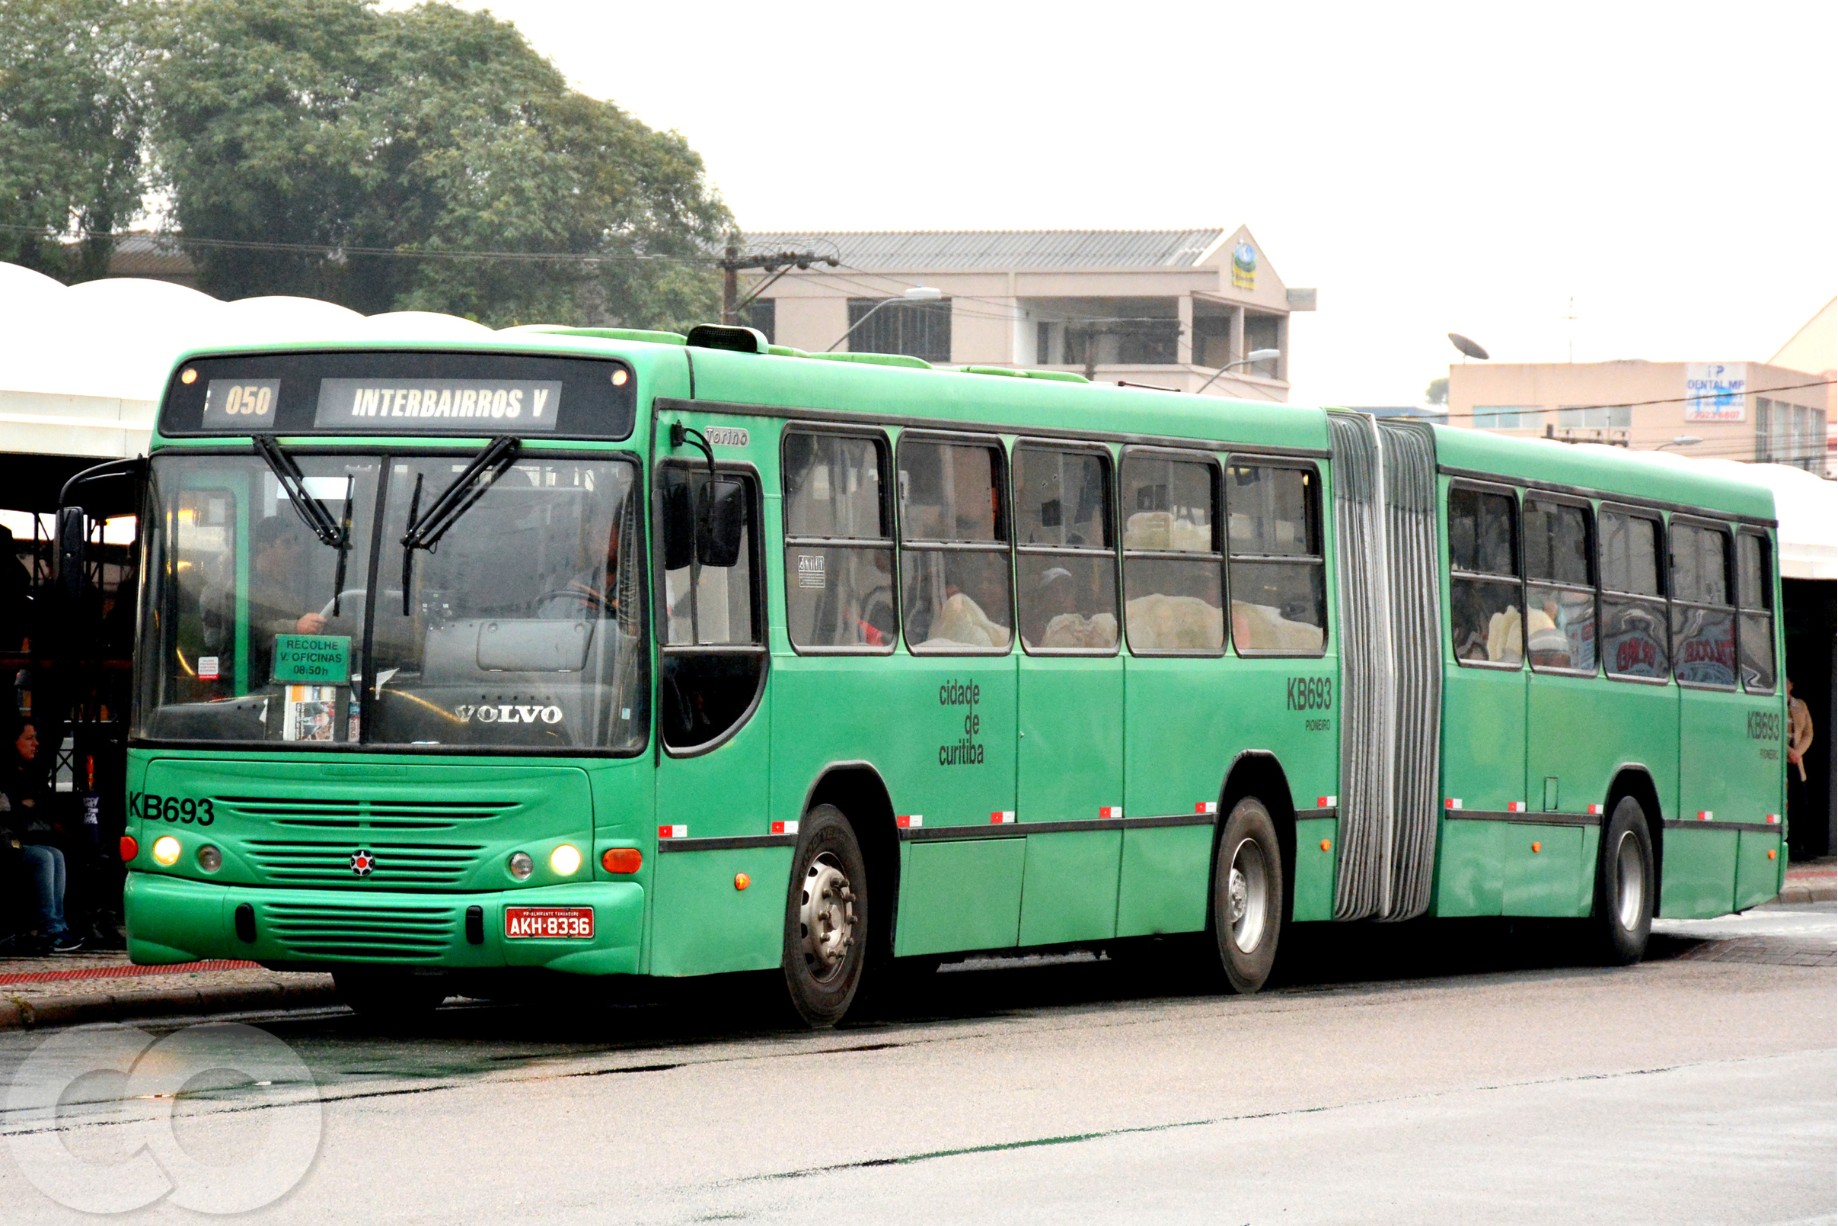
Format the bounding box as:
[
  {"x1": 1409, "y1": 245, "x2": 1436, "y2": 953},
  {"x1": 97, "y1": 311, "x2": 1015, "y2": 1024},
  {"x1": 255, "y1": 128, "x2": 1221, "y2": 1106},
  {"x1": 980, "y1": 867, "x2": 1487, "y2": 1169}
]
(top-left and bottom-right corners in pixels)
[{"x1": 1448, "y1": 333, "x2": 1490, "y2": 361}]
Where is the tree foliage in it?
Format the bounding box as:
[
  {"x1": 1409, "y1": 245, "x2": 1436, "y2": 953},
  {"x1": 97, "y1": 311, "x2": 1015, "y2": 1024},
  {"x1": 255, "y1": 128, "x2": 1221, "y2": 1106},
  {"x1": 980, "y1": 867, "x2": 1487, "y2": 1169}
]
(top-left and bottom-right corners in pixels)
[
  {"x1": 0, "y1": 0, "x2": 153, "y2": 280},
  {"x1": 152, "y1": 0, "x2": 731, "y2": 326},
  {"x1": 3, "y1": 0, "x2": 732, "y2": 328},
  {"x1": 1424, "y1": 376, "x2": 1449, "y2": 406}
]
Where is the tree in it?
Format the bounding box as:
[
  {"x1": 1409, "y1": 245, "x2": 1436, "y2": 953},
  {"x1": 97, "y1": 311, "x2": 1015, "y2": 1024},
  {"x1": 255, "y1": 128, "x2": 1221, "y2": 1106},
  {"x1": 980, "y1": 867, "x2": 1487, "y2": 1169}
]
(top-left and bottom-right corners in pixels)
[
  {"x1": 0, "y1": 0, "x2": 153, "y2": 281},
  {"x1": 151, "y1": 0, "x2": 731, "y2": 326},
  {"x1": 1425, "y1": 376, "x2": 1449, "y2": 406}
]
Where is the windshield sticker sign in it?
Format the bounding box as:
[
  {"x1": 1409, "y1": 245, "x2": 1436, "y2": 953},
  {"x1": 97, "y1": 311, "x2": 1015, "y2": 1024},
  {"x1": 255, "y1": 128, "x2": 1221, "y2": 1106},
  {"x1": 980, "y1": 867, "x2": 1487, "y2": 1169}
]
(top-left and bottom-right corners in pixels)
[
  {"x1": 272, "y1": 635, "x2": 351, "y2": 684},
  {"x1": 314, "y1": 378, "x2": 563, "y2": 431}
]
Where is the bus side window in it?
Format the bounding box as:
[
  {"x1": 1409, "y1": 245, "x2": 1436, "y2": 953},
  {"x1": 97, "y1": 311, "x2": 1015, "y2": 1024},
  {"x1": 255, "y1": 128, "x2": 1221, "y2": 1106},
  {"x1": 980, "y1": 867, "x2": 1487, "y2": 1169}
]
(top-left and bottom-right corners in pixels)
[
  {"x1": 1226, "y1": 462, "x2": 1325, "y2": 656},
  {"x1": 1121, "y1": 451, "x2": 1223, "y2": 655},
  {"x1": 897, "y1": 438, "x2": 1012, "y2": 654},
  {"x1": 658, "y1": 466, "x2": 764, "y2": 750},
  {"x1": 1014, "y1": 444, "x2": 1117, "y2": 653},
  {"x1": 1524, "y1": 498, "x2": 1595, "y2": 673},
  {"x1": 1600, "y1": 509, "x2": 1669, "y2": 680},
  {"x1": 1670, "y1": 520, "x2": 1736, "y2": 689},
  {"x1": 782, "y1": 430, "x2": 895, "y2": 651},
  {"x1": 1736, "y1": 531, "x2": 1775, "y2": 692},
  {"x1": 1447, "y1": 486, "x2": 1522, "y2": 666}
]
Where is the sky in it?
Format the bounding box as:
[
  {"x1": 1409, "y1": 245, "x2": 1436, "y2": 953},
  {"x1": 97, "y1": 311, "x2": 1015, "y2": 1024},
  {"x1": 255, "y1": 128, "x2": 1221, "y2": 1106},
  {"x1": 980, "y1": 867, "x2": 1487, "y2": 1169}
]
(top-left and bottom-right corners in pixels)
[{"x1": 404, "y1": 0, "x2": 1834, "y2": 408}]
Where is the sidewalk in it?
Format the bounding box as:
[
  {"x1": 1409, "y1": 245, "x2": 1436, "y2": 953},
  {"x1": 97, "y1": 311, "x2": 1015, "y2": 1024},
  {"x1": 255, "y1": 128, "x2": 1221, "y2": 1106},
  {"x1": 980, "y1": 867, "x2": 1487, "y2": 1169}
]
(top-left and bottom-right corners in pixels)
[{"x1": 3, "y1": 858, "x2": 1833, "y2": 1032}]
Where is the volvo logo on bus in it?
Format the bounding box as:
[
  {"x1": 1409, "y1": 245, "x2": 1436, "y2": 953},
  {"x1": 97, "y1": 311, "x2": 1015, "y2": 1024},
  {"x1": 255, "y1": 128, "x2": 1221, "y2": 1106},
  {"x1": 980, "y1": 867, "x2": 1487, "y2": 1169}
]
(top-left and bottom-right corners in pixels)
[{"x1": 453, "y1": 704, "x2": 565, "y2": 725}]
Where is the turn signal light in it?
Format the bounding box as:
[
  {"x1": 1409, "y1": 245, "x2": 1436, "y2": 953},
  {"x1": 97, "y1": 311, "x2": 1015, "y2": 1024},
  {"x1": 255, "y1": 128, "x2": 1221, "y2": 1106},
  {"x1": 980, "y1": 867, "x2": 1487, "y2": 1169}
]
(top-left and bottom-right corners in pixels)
[
  {"x1": 152, "y1": 835, "x2": 181, "y2": 867},
  {"x1": 734, "y1": 872, "x2": 751, "y2": 891},
  {"x1": 120, "y1": 835, "x2": 139, "y2": 863},
  {"x1": 600, "y1": 847, "x2": 643, "y2": 874}
]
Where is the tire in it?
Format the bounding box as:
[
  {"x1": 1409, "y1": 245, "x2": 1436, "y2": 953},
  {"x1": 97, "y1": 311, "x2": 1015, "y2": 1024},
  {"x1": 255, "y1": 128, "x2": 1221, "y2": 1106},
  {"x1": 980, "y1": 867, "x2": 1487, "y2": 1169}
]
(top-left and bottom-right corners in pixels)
[
  {"x1": 781, "y1": 804, "x2": 869, "y2": 1027},
  {"x1": 1210, "y1": 797, "x2": 1285, "y2": 994},
  {"x1": 333, "y1": 970, "x2": 449, "y2": 1020},
  {"x1": 1591, "y1": 797, "x2": 1655, "y2": 966}
]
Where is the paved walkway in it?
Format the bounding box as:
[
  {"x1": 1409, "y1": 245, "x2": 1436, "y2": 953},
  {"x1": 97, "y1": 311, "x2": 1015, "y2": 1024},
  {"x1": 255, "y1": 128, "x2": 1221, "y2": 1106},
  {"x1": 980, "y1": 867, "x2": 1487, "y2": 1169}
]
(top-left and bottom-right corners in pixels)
[{"x1": 3, "y1": 858, "x2": 1832, "y2": 1032}]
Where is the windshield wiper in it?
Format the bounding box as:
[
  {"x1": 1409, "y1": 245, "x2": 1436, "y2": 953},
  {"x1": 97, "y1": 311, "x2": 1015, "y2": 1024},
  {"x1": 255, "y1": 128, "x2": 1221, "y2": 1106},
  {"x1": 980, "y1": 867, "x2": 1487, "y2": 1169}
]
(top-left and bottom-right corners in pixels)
[
  {"x1": 254, "y1": 434, "x2": 344, "y2": 547},
  {"x1": 399, "y1": 436, "x2": 521, "y2": 612},
  {"x1": 254, "y1": 434, "x2": 355, "y2": 616}
]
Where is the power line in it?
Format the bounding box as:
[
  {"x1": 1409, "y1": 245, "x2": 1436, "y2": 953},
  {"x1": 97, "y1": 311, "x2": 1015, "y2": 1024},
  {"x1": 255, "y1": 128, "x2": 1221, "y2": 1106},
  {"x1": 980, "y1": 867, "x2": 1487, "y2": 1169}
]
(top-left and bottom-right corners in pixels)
[{"x1": 1439, "y1": 377, "x2": 1836, "y2": 421}]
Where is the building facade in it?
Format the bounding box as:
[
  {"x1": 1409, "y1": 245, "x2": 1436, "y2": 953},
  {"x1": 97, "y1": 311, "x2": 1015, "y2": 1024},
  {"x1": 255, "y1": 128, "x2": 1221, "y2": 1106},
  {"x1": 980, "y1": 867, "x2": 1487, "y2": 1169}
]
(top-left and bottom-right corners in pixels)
[
  {"x1": 737, "y1": 227, "x2": 1314, "y2": 401},
  {"x1": 1448, "y1": 359, "x2": 1835, "y2": 473}
]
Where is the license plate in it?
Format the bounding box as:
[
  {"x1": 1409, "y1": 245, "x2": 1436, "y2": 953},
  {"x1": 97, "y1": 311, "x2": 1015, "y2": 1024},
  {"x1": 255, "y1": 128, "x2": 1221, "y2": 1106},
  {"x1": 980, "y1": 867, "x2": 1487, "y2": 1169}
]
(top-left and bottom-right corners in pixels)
[{"x1": 503, "y1": 906, "x2": 595, "y2": 940}]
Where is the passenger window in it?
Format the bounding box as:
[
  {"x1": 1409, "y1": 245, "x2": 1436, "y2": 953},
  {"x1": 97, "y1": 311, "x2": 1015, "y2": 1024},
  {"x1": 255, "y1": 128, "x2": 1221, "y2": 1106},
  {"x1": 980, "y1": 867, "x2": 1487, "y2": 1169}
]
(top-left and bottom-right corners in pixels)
[
  {"x1": 1014, "y1": 445, "x2": 1117, "y2": 652},
  {"x1": 1523, "y1": 499, "x2": 1596, "y2": 673},
  {"x1": 1600, "y1": 510, "x2": 1669, "y2": 680},
  {"x1": 1226, "y1": 463, "x2": 1326, "y2": 655},
  {"x1": 782, "y1": 431, "x2": 895, "y2": 651},
  {"x1": 1448, "y1": 487, "x2": 1522, "y2": 666},
  {"x1": 1121, "y1": 452, "x2": 1222, "y2": 655},
  {"x1": 897, "y1": 439, "x2": 1012, "y2": 654},
  {"x1": 1670, "y1": 521, "x2": 1736, "y2": 689},
  {"x1": 1737, "y1": 532, "x2": 1775, "y2": 692},
  {"x1": 658, "y1": 466, "x2": 764, "y2": 750}
]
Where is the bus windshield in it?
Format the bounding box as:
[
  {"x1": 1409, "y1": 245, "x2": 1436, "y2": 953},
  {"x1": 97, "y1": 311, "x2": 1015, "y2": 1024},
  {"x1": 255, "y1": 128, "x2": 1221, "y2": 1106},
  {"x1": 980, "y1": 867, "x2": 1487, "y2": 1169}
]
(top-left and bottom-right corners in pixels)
[{"x1": 135, "y1": 451, "x2": 647, "y2": 753}]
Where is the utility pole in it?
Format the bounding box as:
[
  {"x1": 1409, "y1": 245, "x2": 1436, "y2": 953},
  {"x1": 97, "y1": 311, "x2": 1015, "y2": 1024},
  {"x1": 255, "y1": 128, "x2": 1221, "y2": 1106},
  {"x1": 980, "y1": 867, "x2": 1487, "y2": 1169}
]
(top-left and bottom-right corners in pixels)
[{"x1": 717, "y1": 237, "x2": 840, "y2": 325}]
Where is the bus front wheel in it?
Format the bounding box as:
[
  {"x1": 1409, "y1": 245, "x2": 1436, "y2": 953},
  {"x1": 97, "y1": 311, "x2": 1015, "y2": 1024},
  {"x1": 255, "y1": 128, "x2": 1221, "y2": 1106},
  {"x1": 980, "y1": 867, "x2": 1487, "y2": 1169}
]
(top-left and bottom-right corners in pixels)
[
  {"x1": 1211, "y1": 797, "x2": 1285, "y2": 994},
  {"x1": 1590, "y1": 798, "x2": 1654, "y2": 965},
  {"x1": 781, "y1": 804, "x2": 868, "y2": 1027}
]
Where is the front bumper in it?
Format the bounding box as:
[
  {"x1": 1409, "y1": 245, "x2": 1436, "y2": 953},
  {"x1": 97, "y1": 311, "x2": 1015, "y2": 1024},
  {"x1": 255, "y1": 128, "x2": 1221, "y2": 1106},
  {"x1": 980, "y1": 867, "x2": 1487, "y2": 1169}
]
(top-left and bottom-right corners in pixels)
[{"x1": 125, "y1": 872, "x2": 645, "y2": 976}]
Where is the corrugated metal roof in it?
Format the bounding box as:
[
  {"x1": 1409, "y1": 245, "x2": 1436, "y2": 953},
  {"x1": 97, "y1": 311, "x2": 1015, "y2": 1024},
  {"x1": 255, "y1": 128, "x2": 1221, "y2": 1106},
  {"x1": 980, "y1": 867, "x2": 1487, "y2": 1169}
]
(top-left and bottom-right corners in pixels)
[{"x1": 742, "y1": 229, "x2": 1226, "y2": 271}]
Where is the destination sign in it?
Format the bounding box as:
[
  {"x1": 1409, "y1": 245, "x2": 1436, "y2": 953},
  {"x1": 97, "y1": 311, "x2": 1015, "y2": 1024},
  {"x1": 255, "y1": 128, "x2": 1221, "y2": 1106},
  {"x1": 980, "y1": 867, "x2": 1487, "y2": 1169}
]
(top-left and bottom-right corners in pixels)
[
  {"x1": 159, "y1": 351, "x2": 635, "y2": 440},
  {"x1": 315, "y1": 378, "x2": 563, "y2": 431}
]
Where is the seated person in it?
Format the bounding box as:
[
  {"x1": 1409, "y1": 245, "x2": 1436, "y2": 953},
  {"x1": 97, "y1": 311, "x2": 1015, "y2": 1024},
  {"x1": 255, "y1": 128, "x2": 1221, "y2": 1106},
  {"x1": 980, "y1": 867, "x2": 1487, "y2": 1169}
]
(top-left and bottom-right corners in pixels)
[
  {"x1": 1526, "y1": 607, "x2": 1571, "y2": 669},
  {"x1": 540, "y1": 514, "x2": 624, "y2": 618},
  {"x1": 1, "y1": 719, "x2": 80, "y2": 954}
]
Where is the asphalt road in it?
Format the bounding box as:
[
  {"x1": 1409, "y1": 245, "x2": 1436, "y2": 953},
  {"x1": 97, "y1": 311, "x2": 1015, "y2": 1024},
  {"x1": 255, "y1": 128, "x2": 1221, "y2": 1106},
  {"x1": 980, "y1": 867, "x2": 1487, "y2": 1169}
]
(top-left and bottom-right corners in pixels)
[{"x1": 2, "y1": 905, "x2": 1832, "y2": 1224}]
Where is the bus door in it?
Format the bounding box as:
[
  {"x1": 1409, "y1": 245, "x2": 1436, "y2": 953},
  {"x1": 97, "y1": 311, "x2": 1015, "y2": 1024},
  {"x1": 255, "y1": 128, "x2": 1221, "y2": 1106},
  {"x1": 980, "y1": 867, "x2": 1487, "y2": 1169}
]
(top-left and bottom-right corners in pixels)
[
  {"x1": 1731, "y1": 530, "x2": 1786, "y2": 909},
  {"x1": 1521, "y1": 496, "x2": 1602, "y2": 918},
  {"x1": 886, "y1": 434, "x2": 1021, "y2": 958},
  {"x1": 648, "y1": 424, "x2": 778, "y2": 976},
  {"x1": 1668, "y1": 519, "x2": 1748, "y2": 916},
  {"x1": 1012, "y1": 443, "x2": 1123, "y2": 946},
  {"x1": 1439, "y1": 483, "x2": 1528, "y2": 916}
]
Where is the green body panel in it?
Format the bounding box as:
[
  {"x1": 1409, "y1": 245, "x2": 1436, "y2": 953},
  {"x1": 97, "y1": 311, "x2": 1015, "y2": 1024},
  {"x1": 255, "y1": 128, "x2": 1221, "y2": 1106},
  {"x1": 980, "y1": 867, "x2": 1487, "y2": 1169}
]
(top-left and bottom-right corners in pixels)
[
  {"x1": 1115, "y1": 824, "x2": 1213, "y2": 937},
  {"x1": 648, "y1": 848, "x2": 791, "y2": 975},
  {"x1": 1434, "y1": 819, "x2": 1506, "y2": 916},
  {"x1": 1736, "y1": 829, "x2": 1784, "y2": 911},
  {"x1": 1018, "y1": 830, "x2": 1122, "y2": 945},
  {"x1": 1292, "y1": 816, "x2": 1339, "y2": 922},
  {"x1": 1435, "y1": 663, "x2": 1527, "y2": 917},
  {"x1": 895, "y1": 839, "x2": 1026, "y2": 956},
  {"x1": 1501, "y1": 825, "x2": 1587, "y2": 917},
  {"x1": 1660, "y1": 827, "x2": 1740, "y2": 917}
]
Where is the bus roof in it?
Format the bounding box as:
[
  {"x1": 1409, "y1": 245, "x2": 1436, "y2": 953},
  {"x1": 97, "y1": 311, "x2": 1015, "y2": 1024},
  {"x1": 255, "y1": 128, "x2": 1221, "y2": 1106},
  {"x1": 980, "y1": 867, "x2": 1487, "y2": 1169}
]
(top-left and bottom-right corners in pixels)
[{"x1": 1424, "y1": 420, "x2": 1777, "y2": 524}]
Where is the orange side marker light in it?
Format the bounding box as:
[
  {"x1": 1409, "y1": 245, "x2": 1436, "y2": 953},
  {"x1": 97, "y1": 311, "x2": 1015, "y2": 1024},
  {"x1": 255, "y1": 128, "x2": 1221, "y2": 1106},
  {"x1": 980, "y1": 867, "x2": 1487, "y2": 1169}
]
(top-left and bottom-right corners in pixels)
[
  {"x1": 600, "y1": 847, "x2": 643, "y2": 874},
  {"x1": 1767, "y1": 849, "x2": 1777, "y2": 861},
  {"x1": 734, "y1": 873, "x2": 751, "y2": 891},
  {"x1": 1531, "y1": 841, "x2": 1543, "y2": 854},
  {"x1": 1319, "y1": 839, "x2": 1332, "y2": 852}
]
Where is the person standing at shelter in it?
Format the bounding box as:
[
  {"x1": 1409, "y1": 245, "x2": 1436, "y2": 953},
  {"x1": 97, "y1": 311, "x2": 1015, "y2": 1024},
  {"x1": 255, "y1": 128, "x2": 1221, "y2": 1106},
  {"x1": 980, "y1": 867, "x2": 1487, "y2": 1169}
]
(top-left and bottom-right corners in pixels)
[
  {"x1": 0, "y1": 524, "x2": 32, "y2": 653},
  {"x1": 1, "y1": 716, "x2": 81, "y2": 953},
  {"x1": 1787, "y1": 678, "x2": 1815, "y2": 860}
]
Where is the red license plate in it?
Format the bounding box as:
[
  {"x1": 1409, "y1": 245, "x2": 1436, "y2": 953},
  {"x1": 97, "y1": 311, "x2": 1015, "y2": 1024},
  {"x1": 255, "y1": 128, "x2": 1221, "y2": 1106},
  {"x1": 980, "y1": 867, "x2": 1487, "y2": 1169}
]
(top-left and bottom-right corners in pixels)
[{"x1": 503, "y1": 906, "x2": 595, "y2": 940}]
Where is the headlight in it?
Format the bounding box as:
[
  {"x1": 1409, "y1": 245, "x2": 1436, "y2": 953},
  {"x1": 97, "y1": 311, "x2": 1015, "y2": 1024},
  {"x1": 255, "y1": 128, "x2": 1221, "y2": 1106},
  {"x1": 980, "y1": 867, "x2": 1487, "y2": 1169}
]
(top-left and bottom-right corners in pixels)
[
  {"x1": 550, "y1": 844, "x2": 582, "y2": 876},
  {"x1": 152, "y1": 836, "x2": 182, "y2": 867}
]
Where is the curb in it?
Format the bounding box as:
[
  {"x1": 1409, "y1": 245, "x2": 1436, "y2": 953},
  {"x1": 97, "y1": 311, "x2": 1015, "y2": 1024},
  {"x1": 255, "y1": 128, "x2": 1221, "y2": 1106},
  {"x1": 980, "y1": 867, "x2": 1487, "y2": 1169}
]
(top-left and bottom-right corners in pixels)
[
  {"x1": 0, "y1": 981, "x2": 342, "y2": 1032},
  {"x1": 1778, "y1": 881, "x2": 1837, "y2": 906}
]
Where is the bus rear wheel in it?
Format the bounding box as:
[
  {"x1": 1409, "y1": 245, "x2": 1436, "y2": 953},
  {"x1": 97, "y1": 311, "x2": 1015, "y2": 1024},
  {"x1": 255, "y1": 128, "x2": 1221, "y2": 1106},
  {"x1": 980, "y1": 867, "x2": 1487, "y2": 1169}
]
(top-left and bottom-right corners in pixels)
[
  {"x1": 1590, "y1": 797, "x2": 1654, "y2": 965},
  {"x1": 1211, "y1": 797, "x2": 1285, "y2": 994},
  {"x1": 781, "y1": 804, "x2": 868, "y2": 1027}
]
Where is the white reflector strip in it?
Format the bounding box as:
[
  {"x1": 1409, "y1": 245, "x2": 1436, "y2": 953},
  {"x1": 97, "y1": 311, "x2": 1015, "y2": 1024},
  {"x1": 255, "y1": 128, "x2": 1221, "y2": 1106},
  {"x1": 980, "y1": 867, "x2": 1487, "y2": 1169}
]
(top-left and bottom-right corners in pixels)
[
  {"x1": 1195, "y1": 801, "x2": 1218, "y2": 815},
  {"x1": 770, "y1": 820, "x2": 799, "y2": 836},
  {"x1": 1698, "y1": 811, "x2": 1714, "y2": 821},
  {"x1": 990, "y1": 811, "x2": 1016, "y2": 824},
  {"x1": 1098, "y1": 806, "x2": 1123, "y2": 819},
  {"x1": 658, "y1": 824, "x2": 687, "y2": 839},
  {"x1": 1444, "y1": 798, "x2": 1462, "y2": 810},
  {"x1": 1767, "y1": 814, "x2": 1780, "y2": 824},
  {"x1": 1507, "y1": 801, "x2": 1527, "y2": 813},
  {"x1": 1587, "y1": 804, "x2": 1603, "y2": 815},
  {"x1": 1317, "y1": 795, "x2": 1338, "y2": 808},
  {"x1": 896, "y1": 814, "x2": 923, "y2": 829}
]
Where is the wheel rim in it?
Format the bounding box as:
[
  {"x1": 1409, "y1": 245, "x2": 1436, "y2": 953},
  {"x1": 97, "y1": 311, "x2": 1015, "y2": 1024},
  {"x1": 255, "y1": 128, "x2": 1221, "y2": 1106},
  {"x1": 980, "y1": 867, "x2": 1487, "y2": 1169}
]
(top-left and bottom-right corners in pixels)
[
  {"x1": 799, "y1": 853, "x2": 857, "y2": 983},
  {"x1": 1227, "y1": 836, "x2": 1269, "y2": 954},
  {"x1": 1613, "y1": 830, "x2": 1645, "y2": 931}
]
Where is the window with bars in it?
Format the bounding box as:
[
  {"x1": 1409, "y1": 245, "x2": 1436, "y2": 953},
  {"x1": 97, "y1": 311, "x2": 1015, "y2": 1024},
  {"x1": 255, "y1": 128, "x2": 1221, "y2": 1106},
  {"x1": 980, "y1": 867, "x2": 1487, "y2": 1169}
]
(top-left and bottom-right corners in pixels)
[{"x1": 846, "y1": 298, "x2": 951, "y2": 363}]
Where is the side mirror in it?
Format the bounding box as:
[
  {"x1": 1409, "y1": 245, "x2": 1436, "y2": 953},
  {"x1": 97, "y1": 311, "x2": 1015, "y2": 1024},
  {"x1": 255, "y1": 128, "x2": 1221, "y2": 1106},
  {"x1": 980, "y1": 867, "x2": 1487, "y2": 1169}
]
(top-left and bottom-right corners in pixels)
[
  {"x1": 698, "y1": 478, "x2": 746, "y2": 568},
  {"x1": 55, "y1": 506, "x2": 88, "y2": 607},
  {"x1": 661, "y1": 478, "x2": 695, "y2": 571}
]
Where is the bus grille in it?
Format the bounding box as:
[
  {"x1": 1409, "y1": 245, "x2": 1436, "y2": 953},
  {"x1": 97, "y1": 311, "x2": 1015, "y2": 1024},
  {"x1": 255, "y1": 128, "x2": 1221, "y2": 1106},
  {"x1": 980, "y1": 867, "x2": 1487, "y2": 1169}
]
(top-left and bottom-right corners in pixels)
[
  {"x1": 243, "y1": 841, "x2": 485, "y2": 888},
  {"x1": 215, "y1": 796, "x2": 520, "y2": 831},
  {"x1": 263, "y1": 902, "x2": 455, "y2": 962}
]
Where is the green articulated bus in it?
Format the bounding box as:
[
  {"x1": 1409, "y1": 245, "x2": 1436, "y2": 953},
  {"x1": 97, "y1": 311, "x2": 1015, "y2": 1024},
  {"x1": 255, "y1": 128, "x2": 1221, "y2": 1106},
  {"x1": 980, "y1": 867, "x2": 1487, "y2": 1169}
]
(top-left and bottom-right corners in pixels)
[{"x1": 100, "y1": 324, "x2": 1788, "y2": 1025}]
